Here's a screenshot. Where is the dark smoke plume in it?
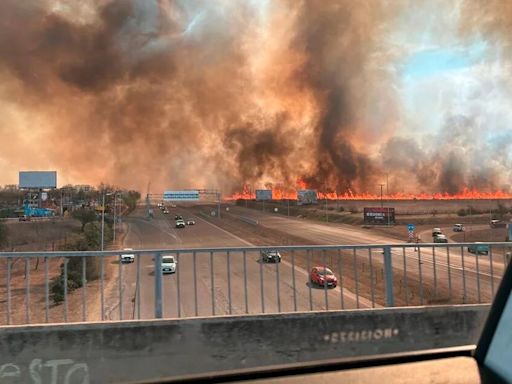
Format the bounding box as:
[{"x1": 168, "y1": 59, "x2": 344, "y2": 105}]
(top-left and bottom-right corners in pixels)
[{"x1": 0, "y1": 0, "x2": 509, "y2": 195}]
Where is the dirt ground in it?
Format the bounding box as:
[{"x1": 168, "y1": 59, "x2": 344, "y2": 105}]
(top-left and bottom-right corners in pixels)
[
  {"x1": 2, "y1": 218, "x2": 81, "y2": 252},
  {"x1": 0, "y1": 218, "x2": 124, "y2": 325}
]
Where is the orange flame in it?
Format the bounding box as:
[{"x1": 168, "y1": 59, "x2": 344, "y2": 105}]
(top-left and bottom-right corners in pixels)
[{"x1": 225, "y1": 187, "x2": 512, "y2": 201}]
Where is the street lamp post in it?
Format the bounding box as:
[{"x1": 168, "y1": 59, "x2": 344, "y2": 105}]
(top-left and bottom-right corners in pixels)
[
  {"x1": 113, "y1": 192, "x2": 117, "y2": 246},
  {"x1": 101, "y1": 191, "x2": 113, "y2": 251},
  {"x1": 101, "y1": 191, "x2": 106, "y2": 251},
  {"x1": 379, "y1": 184, "x2": 385, "y2": 208}
]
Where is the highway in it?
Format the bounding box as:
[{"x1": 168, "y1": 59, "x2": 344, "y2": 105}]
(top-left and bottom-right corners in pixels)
[
  {"x1": 110, "y1": 207, "x2": 370, "y2": 321},
  {"x1": 227, "y1": 206, "x2": 510, "y2": 305}
]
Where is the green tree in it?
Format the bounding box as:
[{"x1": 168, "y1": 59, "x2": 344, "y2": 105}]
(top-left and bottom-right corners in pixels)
[
  {"x1": 84, "y1": 221, "x2": 112, "y2": 250},
  {"x1": 0, "y1": 221, "x2": 8, "y2": 248},
  {"x1": 72, "y1": 208, "x2": 97, "y2": 231},
  {"x1": 122, "y1": 190, "x2": 141, "y2": 213}
]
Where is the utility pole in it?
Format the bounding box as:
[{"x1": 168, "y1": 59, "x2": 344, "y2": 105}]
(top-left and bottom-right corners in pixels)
[
  {"x1": 379, "y1": 184, "x2": 385, "y2": 208},
  {"x1": 113, "y1": 192, "x2": 117, "y2": 246},
  {"x1": 101, "y1": 191, "x2": 105, "y2": 251},
  {"x1": 335, "y1": 187, "x2": 339, "y2": 212},
  {"x1": 325, "y1": 191, "x2": 328, "y2": 222},
  {"x1": 217, "y1": 191, "x2": 221, "y2": 219},
  {"x1": 386, "y1": 174, "x2": 389, "y2": 195}
]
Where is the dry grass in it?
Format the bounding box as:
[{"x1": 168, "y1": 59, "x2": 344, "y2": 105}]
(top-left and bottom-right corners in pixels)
[{"x1": 0, "y1": 218, "x2": 127, "y2": 325}]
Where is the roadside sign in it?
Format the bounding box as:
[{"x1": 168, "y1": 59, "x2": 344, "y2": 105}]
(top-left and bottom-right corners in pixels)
[
  {"x1": 407, "y1": 224, "x2": 415, "y2": 232},
  {"x1": 163, "y1": 190, "x2": 199, "y2": 201}
]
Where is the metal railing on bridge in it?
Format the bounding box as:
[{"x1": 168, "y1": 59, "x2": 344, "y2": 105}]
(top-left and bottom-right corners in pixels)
[{"x1": 0, "y1": 242, "x2": 510, "y2": 325}]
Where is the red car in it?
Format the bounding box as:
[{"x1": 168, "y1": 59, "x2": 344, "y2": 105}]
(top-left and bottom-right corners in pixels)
[{"x1": 310, "y1": 266, "x2": 337, "y2": 288}]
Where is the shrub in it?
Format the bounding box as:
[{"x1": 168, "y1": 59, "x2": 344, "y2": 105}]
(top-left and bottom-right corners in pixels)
[
  {"x1": 0, "y1": 221, "x2": 8, "y2": 248},
  {"x1": 457, "y1": 208, "x2": 467, "y2": 217}
]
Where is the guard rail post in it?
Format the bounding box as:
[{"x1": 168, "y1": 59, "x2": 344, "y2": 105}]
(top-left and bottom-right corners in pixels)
[
  {"x1": 154, "y1": 252, "x2": 163, "y2": 319},
  {"x1": 383, "y1": 245, "x2": 395, "y2": 307}
]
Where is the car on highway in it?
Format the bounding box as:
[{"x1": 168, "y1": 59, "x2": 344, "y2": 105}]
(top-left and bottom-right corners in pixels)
[
  {"x1": 453, "y1": 224, "x2": 464, "y2": 232},
  {"x1": 175, "y1": 215, "x2": 183, "y2": 220},
  {"x1": 161, "y1": 255, "x2": 177, "y2": 274},
  {"x1": 163, "y1": 209, "x2": 169, "y2": 214},
  {"x1": 186, "y1": 219, "x2": 195, "y2": 225},
  {"x1": 490, "y1": 219, "x2": 506, "y2": 228},
  {"x1": 120, "y1": 248, "x2": 135, "y2": 263},
  {"x1": 310, "y1": 266, "x2": 337, "y2": 288},
  {"x1": 468, "y1": 242, "x2": 489, "y2": 255},
  {"x1": 260, "y1": 250, "x2": 281, "y2": 263},
  {"x1": 432, "y1": 228, "x2": 442, "y2": 237},
  {"x1": 170, "y1": 204, "x2": 177, "y2": 208},
  {"x1": 433, "y1": 234, "x2": 448, "y2": 243},
  {"x1": 175, "y1": 219, "x2": 185, "y2": 228}
]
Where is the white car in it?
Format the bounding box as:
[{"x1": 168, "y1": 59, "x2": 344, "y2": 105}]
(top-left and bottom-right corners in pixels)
[
  {"x1": 121, "y1": 248, "x2": 135, "y2": 263},
  {"x1": 433, "y1": 234, "x2": 448, "y2": 243},
  {"x1": 432, "y1": 228, "x2": 442, "y2": 237},
  {"x1": 186, "y1": 219, "x2": 196, "y2": 225},
  {"x1": 161, "y1": 255, "x2": 177, "y2": 274}
]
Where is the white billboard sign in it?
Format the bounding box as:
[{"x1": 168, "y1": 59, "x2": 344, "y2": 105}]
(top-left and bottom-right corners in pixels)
[
  {"x1": 297, "y1": 189, "x2": 318, "y2": 205},
  {"x1": 19, "y1": 171, "x2": 57, "y2": 189},
  {"x1": 163, "y1": 190, "x2": 200, "y2": 201}
]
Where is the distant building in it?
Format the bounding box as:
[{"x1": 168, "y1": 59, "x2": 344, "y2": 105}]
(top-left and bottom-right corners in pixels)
[
  {"x1": 74, "y1": 184, "x2": 93, "y2": 192},
  {"x1": 2, "y1": 184, "x2": 19, "y2": 191}
]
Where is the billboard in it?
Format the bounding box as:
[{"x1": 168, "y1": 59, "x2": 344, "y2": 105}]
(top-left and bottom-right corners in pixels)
[
  {"x1": 363, "y1": 207, "x2": 395, "y2": 225},
  {"x1": 163, "y1": 190, "x2": 199, "y2": 201},
  {"x1": 255, "y1": 189, "x2": 272, "y2": 201},
  {"x1": 297, "y1": 189, "x2": 318, "y2": 205},
  {"x1": 19, "y1": 171, "x2": 57, "y2": 189}
]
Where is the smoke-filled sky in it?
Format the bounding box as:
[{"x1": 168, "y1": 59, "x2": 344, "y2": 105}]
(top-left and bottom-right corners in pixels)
[{"x1": 0, "y1": 0, "x2": 511, "y2": 194}]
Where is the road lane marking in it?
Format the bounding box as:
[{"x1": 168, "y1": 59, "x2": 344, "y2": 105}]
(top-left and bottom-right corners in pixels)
[
  {"x1": 195, "y1": 214, "x2": 373, "y2": 308},
  {"x1": 193, "y1": 214, "x2": 254, "y2": 246}
]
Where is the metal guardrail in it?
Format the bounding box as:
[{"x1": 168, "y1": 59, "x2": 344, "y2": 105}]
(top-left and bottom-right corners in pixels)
[{"x1": 0, "y1": 242, "x2": 510, "y2": 325}]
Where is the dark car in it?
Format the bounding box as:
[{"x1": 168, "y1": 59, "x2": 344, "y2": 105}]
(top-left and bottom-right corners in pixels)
[
  {"x1": 261, "y1": 250, "x2": 281, "y2": 263},
  {"x1": 175, "y1": 215, "x2": 183, "y2": 220},
  {"x1": 468, "y1": 243, "x2": 489, "y2": 255},
  {"x1": 310, "y1": 266, "x2": 337, "y2": 288},
  {"x1": 490, "y1": 220, "x2": 506, "y2": 228}
]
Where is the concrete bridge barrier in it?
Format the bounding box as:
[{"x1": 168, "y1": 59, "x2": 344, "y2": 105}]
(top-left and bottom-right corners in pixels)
[{"x1": 0, "y1": 305, "x2": 489, "y2": 383}]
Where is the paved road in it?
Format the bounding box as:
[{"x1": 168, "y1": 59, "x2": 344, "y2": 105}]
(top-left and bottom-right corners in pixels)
[
  {"x1": 109, "y1": 207, "x2": 368, "y2": 321},
  {"x1": 228, "y1": 207, "x2": 510, "y2": 305}
]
